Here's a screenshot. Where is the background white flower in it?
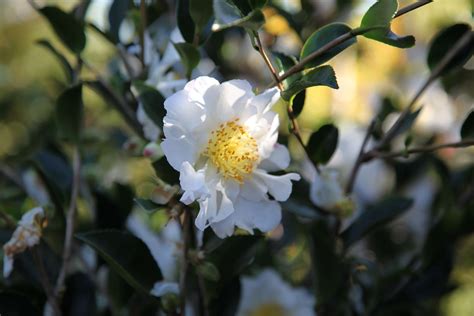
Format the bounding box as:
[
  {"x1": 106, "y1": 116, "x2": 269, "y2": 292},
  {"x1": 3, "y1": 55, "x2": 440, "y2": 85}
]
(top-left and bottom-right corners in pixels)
[
  {"x1": 236, "y1": 269, "x2": 315, "y2": 316},
  {"x1": 161, "y1": 76, "x2": 300, "y2": 238},
  {"x1": 3, "y1": 207, "x2": 46, "y2": 277},
  {"x1": 310, "y1": 168, "x2": 352, "y2": 214}
]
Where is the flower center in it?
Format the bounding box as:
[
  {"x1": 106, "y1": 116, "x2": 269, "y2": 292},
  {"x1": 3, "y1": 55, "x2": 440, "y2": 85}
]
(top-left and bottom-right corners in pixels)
[
  {"x1": 204, "y1": 119, "x2": 259, "y2": 183},
  {"x1": 248, "y1": 303, "x2": 286, "y2": 316}
]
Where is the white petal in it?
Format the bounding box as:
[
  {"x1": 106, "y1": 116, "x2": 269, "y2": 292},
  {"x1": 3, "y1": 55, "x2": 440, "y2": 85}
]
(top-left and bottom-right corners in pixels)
[
  {"x1": 150, "y1": 281, "x2": 180, "y2": 297},
  {"x1": 259, "y1": 143, "x2": 291, "y2": 172},
  {"x1": 255, "y1": 170, "x2": 300, "y2": 201},
  {"x1": 184, "y1": 76, "x2": 220, "y2": 104},
  {"x1": 161, "y1": 138, "x2": 197, "y2": 171},
  {"x1": 309, "y1": 168, "x2": 344, "y2": 209},
  {"x1": 203, "y1": 80, "x2": 252, "y2": 122},
  {"x1": 250, "y1": 87, "x2": 280, "y2": 114},
  {"x1": 240, "y1": 177, "x2": 268, "y2": 201},
  {"x1": 179, "y1": 162, "x2": 207, "y2": 204},
  {"x1": 3, "y1": 255, "x2": 13, "y2": 278},
  {"x1": 233, "y1": 198, "x2": 282, "y2": 233},
  {"x1": 210, "y1": 213, "x2": 236, "y2": 238},
  {"x1": 163, "y1": 90, "x2": 205, "y2": 131}
]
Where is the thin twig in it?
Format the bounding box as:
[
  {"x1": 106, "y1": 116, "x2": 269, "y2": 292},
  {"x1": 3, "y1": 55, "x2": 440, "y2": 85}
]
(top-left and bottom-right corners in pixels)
[
  {"x1": 32, "y1": 247, "x2": 62, "y2": 316},
  {"x1": 345, "y1": 119, "x2": 376, "y2": 194},
  {"x1": 54, "y1": 146, "x2": 81, "y2": 299},
  {"x1": 179, "y1": 209, "x2": 192, "y2": 316},
  {"x1": 368, "y1": 139, "x2": 474, "y2": 160},
  {"x1": 273, "y1": 0, "x2": 433, "y2": 86},
  {"x1": 377, "y1": 31, "x2": 473, "y2": 150},
  {"x1": 254, "y1": 32, "x2": 321, "y2": 173}
]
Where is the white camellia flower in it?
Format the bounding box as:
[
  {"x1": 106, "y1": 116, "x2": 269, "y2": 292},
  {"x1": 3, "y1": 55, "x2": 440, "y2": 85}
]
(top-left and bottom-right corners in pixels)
[
  {"x1": 236, "y1": 269, "x2": 315, "y2": 316},
  {"x1": 3, "y1": 207, "x2": 47, "y2": 277},
  {"x1": 161, "y1": 76, "x2": 300, "y2": 238},
  {"x1": 310, "y1": 168, "x2": 352, "y2": 214}
]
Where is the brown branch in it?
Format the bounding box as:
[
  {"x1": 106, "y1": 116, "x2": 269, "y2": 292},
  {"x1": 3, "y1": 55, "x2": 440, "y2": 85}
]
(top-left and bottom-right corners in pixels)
[
  {"x1": 273, "y1": 0, "x2": 433, "y2": 85},
  {"x1": 54, "y1": 146, "x2": 81, "y2": 300},
  {"x1": 368, "y1": 139, "x2": 474, "y2": 160}
]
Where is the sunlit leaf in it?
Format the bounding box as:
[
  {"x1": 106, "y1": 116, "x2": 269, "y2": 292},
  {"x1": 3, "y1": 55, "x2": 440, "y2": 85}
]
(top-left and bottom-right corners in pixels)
[
  {"x1": 213, "y1": 0, "x2": 264, "y2": 31},
  {"x1": 300, "y1": 23, "x2": 356, "y2": 68},
  {"x1": 281, "y1": 65, "x2": 338, "y2": 101}
]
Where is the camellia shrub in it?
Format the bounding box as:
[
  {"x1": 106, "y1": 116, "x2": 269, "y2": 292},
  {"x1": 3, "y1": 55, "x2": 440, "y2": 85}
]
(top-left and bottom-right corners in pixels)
[{"x1": 0, "y1": 0, "x2": 473, "y2": 315}]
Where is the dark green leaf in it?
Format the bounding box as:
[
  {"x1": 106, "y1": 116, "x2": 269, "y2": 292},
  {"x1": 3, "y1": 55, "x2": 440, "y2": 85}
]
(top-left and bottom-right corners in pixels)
[
  {"x1": 307, "y1": 123, "x2": 339, "y2": 165},
  {"x1": 189, "y1": 0, "x2": 214, "y2": 33},
  {"x1": 152, "y1": 157, "x2": 180, "y2": 184},
  {"x1": 427, "y1": 24, "x2": 474, "y2": 76},
  {"x1": 213, "y1": 0, "x2": 264, "y2": 31},
  {"x1": 172, "y1": 42, "x2": 200, "y2": 78},
  {"x1": 134, "y1": 198, "x2": 162, "y2": 212},
  {"x1": 56, "y1": 84, "x2": 83, "y2": 143},
  {"x1": 291, "y1": 90, "x2": 306, "y2": 118},
  {"x1": 177, "y1": 0, "x2": 195, "y2": 43},
  {"x1": 309, "y1": 219, "x2": 346, "y2": 304},
  {"x1": 76, "y1": 230, "x2": 162, "y2": 293},
  {"x1": 108, "y1": 0, "x2": 129, "y2": 43},
  {"x1": 300, "y1": 23, "x2": 356, "y2": 68},
  {"x1": 385, "y1": 107, "x2": 422, "y2": 142},
  {"x1": 461, "y1": 111, "x2": 474, "y2": 140},
  {"x1": 196, "y1": 261, "x2": 220, "y2": 282},
  {"x1": 39, "y1": 6, "x2": 86, "y2": 54},
  {"x1": 272, "y1": 51, "x2": 300, "y2": 87},
  {"x1": 0, "y1": 292, "x2": 41, "y2": 315},
  {"x1": 341, "y1": 196, "x2": 413, "y2": 248},
  {"x1": 36, "y1": 39, "x2": 73, "y2": 82},
  {"x1": 360, "y1": 0, "x2": 415, "y2": 48},
  {"x1": 281, "y1": 65, "x2": 338, "y2": 101},
  {"x1": 132, "y1": 81, "x2": 166, "y2": 129}
]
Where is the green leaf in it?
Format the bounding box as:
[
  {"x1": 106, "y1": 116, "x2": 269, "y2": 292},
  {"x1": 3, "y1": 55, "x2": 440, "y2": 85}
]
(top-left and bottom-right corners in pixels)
[
  {"x1": 272, "y1": 51, "x2": 300, "y2": 87},
  {"x1": 307, "y1": 123, "x2": 339, "y2": 165},
  {"x1": 341, "y1": 196, "x2": 413, "y2": 248},
  {"x1": 385, "y1": 107, "x2": 422, "y2": 142},
  {"x1": 360, "y1": 0, "x2": 415, "y2": 48},
  {"x1": 76, "y1": 230, "x2": 162, "y2": 293},
  {"x1": 300, "y1": 23, "x2": 356, "y2": 68},
  {"x1": 189, "y1": 0, "x2": 214, "y2": 33},
  {"x1": 134, "y1": 198, "x2": 162, "y2": 212},
  {"x1": 196, "y1": 261, "x2": 221, "y2": 282},
  {"x1": 213, "y1": 0, "x2": 264, "y2": 31},
  {"x1": 177, "y1": 0, "x2": 195, "y2": 43},
  {"x1": 152, "y1": 157, "x2": 180, "y2": 184},
  {"x1": 108, "y1": 0, "x2": 129, "y2": 43},
  {"x1": 461, "y1": 111, "x2": 474, "y2": 140},
  {"x1": 56, "y1": 84, "x2": 83, "y2": 143},
  {"x1": 309, "y1": 219, "x2": 346, "y2": 304},
  {"x1": 291, "y1": 90, "x2": 306, "y2": 118},
  {"x1": 132, "y1": 81, "x2": 166, "y2": 129},
  {"x1": 36, "y1": 39, "x2": 73, "y2": 82},
  {"x1": 39, "y1": 6, "x2": 86, "y2": 54},
  {"x1": 172, "y1": 43, "x2": 200, "y2": 78},
  {"x1": 281, "y1": 65, "x2": 338, "y2": 101},
  {"x1": 427, "y1": 23, "x2": 474, "y2": 76}
]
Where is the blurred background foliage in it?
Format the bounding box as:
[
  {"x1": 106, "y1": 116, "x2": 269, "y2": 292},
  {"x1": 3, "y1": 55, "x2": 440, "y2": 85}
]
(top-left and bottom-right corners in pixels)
[{"x1": 0, "y1": 0, "x2": 473, "y2": 315}]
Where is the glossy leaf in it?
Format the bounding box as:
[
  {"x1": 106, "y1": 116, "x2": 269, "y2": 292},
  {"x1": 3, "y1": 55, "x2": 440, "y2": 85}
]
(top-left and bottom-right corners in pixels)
[
  {"x1": 173, "y1": 42, "x2": 200, "y2": 78},
  {"x1": 272, "y1": 51, "x2": 300, "y2": 87},
  {"x1": 341, "y1": 196, "x2": 413, "y2": 248},
  {"x1": 360, "y1": 0, "x2": 415, "y2": 48},
  {"x1": 427, "y1": 23, "x2": 474, "y2": 76},
  {"x1": 152, "y1": 157, "x2": 180, "y2": 185},
  {"x1": 177, "y1": 0, "x2": 195, "y2": 43},
  {"x1": 36, "y1": 39, "x2": 73, "y2": 82},
  {"x1": 189, "y1": 0, "x2": 214, "y2": 33},
  {"x1": 300, "y1": 23, "x2": 356, "y2": 68},
  {"x1": 281, "y1": 65, "x2": 338, "y2": 101},
  {"x1": 132, "y1": 81, "x2": 166, "y2": 129},
  {"x1": 39, "y1": 6, "x2": 86, "y2": 54},
  {"x1": 76, "y1": 230, "x2": 162, "y2": 293},
  {"x1": 108, "y1": 0, "x2": 129, "y2": 43},
  {"x1": 307, "y1": 123, "x2": 339, "y2": 165},
  {"x1": 213, "y1": 0, "x2": 264, "y2": 31},
  {"x1": 56, "y1": 84, "x2": 83, "y2": 143},
  {"x1": 291, "y1": 90, "x2": 306, "y2": 118},
  {"x1": 461, "y1": 111, "x2": 474, "y2": 140}
]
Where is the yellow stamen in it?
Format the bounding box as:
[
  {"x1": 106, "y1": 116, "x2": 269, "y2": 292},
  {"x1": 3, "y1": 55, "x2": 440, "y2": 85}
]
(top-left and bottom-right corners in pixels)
[{"x1": 204, "y1": 119, "x2": 259, "y2": 183}]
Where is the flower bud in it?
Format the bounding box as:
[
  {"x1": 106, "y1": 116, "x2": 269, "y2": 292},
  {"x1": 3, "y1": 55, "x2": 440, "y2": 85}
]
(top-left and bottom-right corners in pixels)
[{"x1": 143, "y1": 142, "x2": 163, "y2": 161}]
